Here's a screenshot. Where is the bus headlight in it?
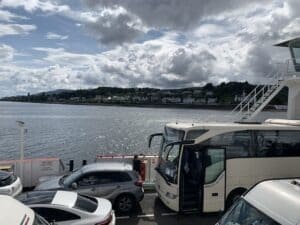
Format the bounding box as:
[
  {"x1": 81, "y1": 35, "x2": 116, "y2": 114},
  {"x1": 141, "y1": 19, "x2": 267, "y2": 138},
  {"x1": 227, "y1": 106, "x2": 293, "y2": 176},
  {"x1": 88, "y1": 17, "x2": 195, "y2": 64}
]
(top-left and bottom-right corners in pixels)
[{"x1": 166, "y1": 192, "x2": 177, "y2": 199}]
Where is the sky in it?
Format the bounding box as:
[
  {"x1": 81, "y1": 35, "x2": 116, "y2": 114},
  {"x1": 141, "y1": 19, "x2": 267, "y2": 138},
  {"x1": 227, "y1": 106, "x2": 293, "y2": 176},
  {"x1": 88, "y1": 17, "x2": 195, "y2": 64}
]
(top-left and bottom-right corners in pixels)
[{"x1": 0, "y1": 0, "x2": 299, "y2": 97}]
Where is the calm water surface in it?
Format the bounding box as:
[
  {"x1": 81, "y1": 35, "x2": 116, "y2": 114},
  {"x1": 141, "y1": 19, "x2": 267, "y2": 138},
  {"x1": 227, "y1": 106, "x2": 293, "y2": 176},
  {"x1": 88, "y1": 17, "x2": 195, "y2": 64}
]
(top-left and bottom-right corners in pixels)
[{"x1": 0, "y1": 102, "x2": 286, "y2": 165}]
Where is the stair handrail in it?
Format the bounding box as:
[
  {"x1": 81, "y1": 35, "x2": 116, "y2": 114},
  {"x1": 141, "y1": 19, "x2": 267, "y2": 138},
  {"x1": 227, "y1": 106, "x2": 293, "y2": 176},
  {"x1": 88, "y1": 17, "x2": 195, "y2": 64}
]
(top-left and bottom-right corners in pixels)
[
  {"x1": 231, "y1": 69, "x2": 284, "y2": 120},
  {"x1": 230, "y1": 68, "x2": 280, "y2": 115}
]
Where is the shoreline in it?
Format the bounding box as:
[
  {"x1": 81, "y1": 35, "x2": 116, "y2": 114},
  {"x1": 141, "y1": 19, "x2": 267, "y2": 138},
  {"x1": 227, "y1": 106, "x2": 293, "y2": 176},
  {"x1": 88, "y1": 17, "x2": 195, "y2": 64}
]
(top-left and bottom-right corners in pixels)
[{"x1": 0, "y1": 100, "x2": 284, "y2": 111}]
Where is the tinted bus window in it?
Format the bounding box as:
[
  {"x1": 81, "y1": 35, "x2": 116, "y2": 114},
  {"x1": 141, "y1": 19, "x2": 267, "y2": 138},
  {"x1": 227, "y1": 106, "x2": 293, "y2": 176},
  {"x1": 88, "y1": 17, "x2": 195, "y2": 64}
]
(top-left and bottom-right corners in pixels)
[
  {"x1": 204, "y1": 131, "x2": 251, "y2": 159},
  {"x1": 255, "y1": 131, "x2": 300, "y2": 157}
]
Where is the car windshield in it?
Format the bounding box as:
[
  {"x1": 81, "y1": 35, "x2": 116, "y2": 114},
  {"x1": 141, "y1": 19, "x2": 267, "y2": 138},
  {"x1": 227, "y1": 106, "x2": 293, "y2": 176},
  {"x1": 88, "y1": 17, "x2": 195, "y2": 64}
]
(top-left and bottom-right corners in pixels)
[
  {"x1": 74, "y1": 194, "x2": 98, "y2": 213},
  {"x1": 63, "y1": 169, "x2": 83, "y2": 186},
  {"x1": 218, "y1": 199, "x2": 279, "y2": 225},
  {"x1": 33, "y1": 215, "x2": 50, "y2": 225}
]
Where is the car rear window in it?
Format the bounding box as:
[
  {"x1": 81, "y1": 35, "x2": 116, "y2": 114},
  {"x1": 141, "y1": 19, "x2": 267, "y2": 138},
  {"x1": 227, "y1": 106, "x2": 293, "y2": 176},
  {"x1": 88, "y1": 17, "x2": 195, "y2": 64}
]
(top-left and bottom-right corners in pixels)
[
  {"x1": 0, "y1": 173, "x2": 16, "y2": 187},
  {"x1": 74, "y1": 194, "x2": 98, "y2": 213}
]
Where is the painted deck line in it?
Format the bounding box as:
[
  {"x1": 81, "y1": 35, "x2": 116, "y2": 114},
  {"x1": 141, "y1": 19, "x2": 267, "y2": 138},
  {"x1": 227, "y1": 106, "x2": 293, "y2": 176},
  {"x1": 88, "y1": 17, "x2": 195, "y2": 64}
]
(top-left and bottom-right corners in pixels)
[
  {"x1": 116, "y1": 216, "x2": 130, "y2": 219},
  {"x1": 161, "y1": 212, "x2": 178, "y2": 216},
  {"x1": 137, "y1": 214, "x2": 155, "y2": 218}
]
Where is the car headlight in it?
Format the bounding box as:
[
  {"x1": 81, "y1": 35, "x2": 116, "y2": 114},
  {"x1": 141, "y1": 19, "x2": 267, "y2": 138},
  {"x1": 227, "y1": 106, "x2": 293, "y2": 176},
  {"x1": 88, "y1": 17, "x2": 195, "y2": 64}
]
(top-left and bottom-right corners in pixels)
[{"x1": 0, "y1": 188, "x2": 12, "y2": 195}]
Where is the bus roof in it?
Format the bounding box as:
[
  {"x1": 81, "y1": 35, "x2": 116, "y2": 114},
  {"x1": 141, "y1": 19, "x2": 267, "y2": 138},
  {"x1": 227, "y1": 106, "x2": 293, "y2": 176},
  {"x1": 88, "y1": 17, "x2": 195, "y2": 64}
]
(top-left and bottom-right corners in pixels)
[
  {"x1": 244, "y1": 179, "x2": 300, "y2": 225},
  {"x1": 166, "y1": 119, "x2": 300, "y2": 131}
]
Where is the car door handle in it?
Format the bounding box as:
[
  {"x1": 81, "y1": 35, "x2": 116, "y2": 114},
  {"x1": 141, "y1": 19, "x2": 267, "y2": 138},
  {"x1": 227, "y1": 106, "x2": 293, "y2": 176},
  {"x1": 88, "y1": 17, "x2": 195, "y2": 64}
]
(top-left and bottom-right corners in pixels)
[
  {"x1": 116, "y1": 185, "x2": 121, "y2": 189},
  {"x1": 212, "y1": 193, "x2": 218, "y2": 197}
]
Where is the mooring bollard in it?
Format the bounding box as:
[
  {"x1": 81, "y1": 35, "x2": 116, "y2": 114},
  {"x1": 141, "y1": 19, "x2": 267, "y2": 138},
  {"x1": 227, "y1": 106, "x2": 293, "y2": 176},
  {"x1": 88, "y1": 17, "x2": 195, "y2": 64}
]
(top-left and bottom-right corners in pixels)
[{"x1": 69, "y1": 160, "x2": 74, "y2": 172}]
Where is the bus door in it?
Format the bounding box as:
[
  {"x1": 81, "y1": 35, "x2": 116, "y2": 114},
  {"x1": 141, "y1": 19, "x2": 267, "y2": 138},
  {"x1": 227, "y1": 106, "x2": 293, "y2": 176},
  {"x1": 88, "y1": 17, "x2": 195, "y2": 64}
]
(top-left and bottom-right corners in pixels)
[
  {"x1": 180, "y1": 146, "x2": 205, "y2": 211},
  {"x1": 202, "y1": 148, "x2": 226, "y2": 213}
]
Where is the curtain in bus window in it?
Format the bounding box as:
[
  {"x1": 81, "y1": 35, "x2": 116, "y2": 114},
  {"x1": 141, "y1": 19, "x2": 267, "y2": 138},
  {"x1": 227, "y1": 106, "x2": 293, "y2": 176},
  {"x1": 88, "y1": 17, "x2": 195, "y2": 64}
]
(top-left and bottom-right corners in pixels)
[{"x1": 256, "y1": 131, "x2": 300, "y2": 157}]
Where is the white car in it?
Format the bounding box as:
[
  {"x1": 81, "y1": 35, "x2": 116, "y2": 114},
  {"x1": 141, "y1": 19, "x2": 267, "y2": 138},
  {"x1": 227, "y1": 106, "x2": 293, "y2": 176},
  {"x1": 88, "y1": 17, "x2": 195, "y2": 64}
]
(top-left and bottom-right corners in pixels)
[
  {"x1": 0, "y1": 170, "x2": 22, "y2": 196},
  {"x1": 0, "y1": 194, "x2": 49, "y2": 225},
  {"x1": 217, "y1": 179, "x2": 300, "y2": 225},
  {"x1": 18, "y1": 190, "x2": 116, "y2": 225}
]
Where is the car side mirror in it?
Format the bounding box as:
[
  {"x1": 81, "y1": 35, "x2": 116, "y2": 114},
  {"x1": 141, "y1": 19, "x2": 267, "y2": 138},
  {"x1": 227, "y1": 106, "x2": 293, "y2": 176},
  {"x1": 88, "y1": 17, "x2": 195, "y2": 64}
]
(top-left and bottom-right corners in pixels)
[{"x1": 71, "y1": 182, "x2": 78, "y2": 189}]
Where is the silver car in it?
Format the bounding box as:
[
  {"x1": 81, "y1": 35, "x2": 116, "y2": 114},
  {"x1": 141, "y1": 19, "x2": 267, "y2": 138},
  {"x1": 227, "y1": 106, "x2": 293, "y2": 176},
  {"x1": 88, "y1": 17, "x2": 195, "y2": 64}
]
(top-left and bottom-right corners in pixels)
[{"x1": 35, "y1": 162, "x2": 144, "y2": 213}]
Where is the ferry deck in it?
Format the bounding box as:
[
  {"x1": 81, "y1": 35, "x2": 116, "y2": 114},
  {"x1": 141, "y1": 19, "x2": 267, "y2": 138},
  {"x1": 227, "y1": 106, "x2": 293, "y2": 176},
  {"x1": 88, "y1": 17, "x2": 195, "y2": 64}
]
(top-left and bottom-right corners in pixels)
[{"x1": 115, "y1": 193, "x2": 219, "y2": 225}]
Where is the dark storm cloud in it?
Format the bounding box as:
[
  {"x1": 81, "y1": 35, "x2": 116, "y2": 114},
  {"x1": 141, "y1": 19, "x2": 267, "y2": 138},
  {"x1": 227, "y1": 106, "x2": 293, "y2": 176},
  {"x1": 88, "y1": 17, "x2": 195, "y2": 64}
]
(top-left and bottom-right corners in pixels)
[
  {"x1": 245, "y1": 45, "x2": 273, "y2": 77},
  {"x1": 82, "y1": 0, "x2": 269, "y2": 45},
  {"x1": 85, "y1": 12, "x2": 143, "y2": 45},
  {"x1": 84, "y1": 0, "x2": 268, "y2": 30}
]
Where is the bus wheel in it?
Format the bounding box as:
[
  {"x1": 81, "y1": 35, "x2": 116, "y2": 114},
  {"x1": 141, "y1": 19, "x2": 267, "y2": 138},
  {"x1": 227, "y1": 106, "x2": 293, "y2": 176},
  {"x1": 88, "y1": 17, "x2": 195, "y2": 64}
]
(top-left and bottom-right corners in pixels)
[{"x1": 226, "y1": 188, "x2": 246, "y2": 209}]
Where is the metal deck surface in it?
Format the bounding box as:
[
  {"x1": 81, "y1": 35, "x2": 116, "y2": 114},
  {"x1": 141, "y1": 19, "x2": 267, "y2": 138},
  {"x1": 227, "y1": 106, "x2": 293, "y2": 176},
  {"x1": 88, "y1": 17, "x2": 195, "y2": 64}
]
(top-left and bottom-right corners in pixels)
[{"x1": 116, "y1": 193, "x2": 220, "y2": 225}]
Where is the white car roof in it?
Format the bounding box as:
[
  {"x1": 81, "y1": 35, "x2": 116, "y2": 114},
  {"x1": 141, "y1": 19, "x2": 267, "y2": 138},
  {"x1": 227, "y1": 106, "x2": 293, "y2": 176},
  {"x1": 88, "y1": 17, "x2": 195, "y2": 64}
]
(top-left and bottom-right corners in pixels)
[
  {"x1": 52, "y1": 191, "x2": 77, "y2": 208},
  {"x1": 0, "y1": 195, "x2": 35, "y2": 225},
  {"x1": 166, "y1": 119, "x2": 300, "y2": 131},
  {"x1": 244, "y1": 179, "x2": 300, "y2": 225}
]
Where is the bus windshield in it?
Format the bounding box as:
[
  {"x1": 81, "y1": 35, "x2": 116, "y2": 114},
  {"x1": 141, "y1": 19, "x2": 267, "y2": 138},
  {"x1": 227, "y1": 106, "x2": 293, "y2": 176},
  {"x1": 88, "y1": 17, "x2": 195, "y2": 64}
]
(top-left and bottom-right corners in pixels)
[
  {"x1": 157, "y1": 127, "x2": 185, "y2": 184},
  {"x1": 218, "y1": 199, "x2": 279, "y2": 225}
]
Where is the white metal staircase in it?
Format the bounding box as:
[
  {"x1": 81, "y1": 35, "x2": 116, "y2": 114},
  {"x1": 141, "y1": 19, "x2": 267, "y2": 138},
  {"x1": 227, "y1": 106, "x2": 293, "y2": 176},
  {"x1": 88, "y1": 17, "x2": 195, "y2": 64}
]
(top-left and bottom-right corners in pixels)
[{"x1": 231, "y1": 71, "x2": 286, "y2": 122}]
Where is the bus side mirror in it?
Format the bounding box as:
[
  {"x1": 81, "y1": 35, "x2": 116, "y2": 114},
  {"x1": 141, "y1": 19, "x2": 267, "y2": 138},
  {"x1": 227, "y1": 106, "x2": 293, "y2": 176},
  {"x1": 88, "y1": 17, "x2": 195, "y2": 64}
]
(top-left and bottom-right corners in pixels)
[
  {"x1": 148, "y1": 133, "x2": 163, "y2": 148},
  {"x1": 163, "y1": 140, "x2": 195, "y2": 151}
]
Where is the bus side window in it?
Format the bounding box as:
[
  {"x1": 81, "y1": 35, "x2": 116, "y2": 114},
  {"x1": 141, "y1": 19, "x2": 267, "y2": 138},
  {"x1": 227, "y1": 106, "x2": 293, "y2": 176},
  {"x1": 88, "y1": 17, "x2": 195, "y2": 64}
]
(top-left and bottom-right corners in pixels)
[
  {"x1": 255, "y1": 131, "x2": 300, "y2": 157},
  {"x1": 204, "y1": 131, "x2": 251, "y2": 159}
]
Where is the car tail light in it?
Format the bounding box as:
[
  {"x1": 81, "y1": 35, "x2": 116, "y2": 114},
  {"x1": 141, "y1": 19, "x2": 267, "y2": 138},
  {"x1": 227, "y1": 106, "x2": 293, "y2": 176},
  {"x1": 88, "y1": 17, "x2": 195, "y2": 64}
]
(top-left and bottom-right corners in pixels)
[
  {"x1": 95, "y1": 214, "x2": 112, "y2": 225},
  {"x1": 134, "y1": 175, "x2": 143, "y2": 187}
]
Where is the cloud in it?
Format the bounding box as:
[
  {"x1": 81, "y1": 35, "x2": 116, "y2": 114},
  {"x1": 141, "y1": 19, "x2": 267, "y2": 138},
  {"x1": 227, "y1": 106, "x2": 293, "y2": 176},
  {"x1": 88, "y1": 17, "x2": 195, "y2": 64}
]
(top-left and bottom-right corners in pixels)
[
  {"x1": 46, "y1": 32, "x2": 68, "y2": 40},
  {"x1": 1, "y1": 0, "x2": 300, "y2": 97},
  {"x1": 0, "y1": 23, "x2": 36, "y2": 37},
  {"x1": 84, "y1": 0, "x2": 269, "y2": 30},
  {"x1": 0, "y1": 9, "x2": 27, "y2": 22},
  {"x1": 0, "y1": 44, "x2": 14, "y2": 61},
  {"x1": 85, "y1": 11, "x2": 143, "y2": 45},
  {"x1": 31, "y1": 33, "x2": 223, "y2": 89},
  {"x1": 0, "y1": 0, "x2": 69, "y2": 13},
  {"x1": 79, "y1": 0, "x2": 271, "y2": 45}
]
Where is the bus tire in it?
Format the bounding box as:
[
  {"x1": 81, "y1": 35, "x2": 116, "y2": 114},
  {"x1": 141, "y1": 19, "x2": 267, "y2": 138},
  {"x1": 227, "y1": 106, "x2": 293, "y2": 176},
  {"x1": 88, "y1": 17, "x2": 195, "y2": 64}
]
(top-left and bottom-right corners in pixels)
[{"x1": 226, "y1": 188, "x2": 247, "y2": 209}]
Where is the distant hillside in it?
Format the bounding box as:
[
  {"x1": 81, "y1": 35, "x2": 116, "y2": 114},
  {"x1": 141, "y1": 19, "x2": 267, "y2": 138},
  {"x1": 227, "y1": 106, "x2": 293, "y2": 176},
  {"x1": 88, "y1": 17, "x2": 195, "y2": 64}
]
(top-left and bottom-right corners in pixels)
[
  {"x1": 1, "y1": 82, "x2": 288, "y2": 108},
  {"x1": 36, "y1": 89, "x2": 74, "y2": 96}
]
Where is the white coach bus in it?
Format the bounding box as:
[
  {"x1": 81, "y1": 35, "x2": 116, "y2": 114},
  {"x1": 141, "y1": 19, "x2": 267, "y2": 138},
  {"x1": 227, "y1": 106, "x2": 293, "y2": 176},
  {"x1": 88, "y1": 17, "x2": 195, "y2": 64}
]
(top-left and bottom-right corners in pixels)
[{"x1": 149, "y1": 119, "x2": 300, "y2": 213}]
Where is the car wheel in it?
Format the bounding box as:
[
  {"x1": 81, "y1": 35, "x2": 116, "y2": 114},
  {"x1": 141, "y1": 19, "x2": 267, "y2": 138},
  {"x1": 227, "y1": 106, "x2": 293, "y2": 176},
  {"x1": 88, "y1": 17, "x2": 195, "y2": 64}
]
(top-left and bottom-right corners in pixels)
[{"x1": 115, "y1": 194, "x2": 135, "y2": 213}]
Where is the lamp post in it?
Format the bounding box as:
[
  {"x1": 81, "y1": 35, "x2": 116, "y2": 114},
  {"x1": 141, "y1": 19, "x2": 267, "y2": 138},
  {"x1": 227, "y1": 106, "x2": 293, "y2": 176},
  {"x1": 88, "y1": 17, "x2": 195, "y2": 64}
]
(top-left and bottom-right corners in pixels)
[{"x1": 16, "y1": 121, "x2": 25, "y2": 181}]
